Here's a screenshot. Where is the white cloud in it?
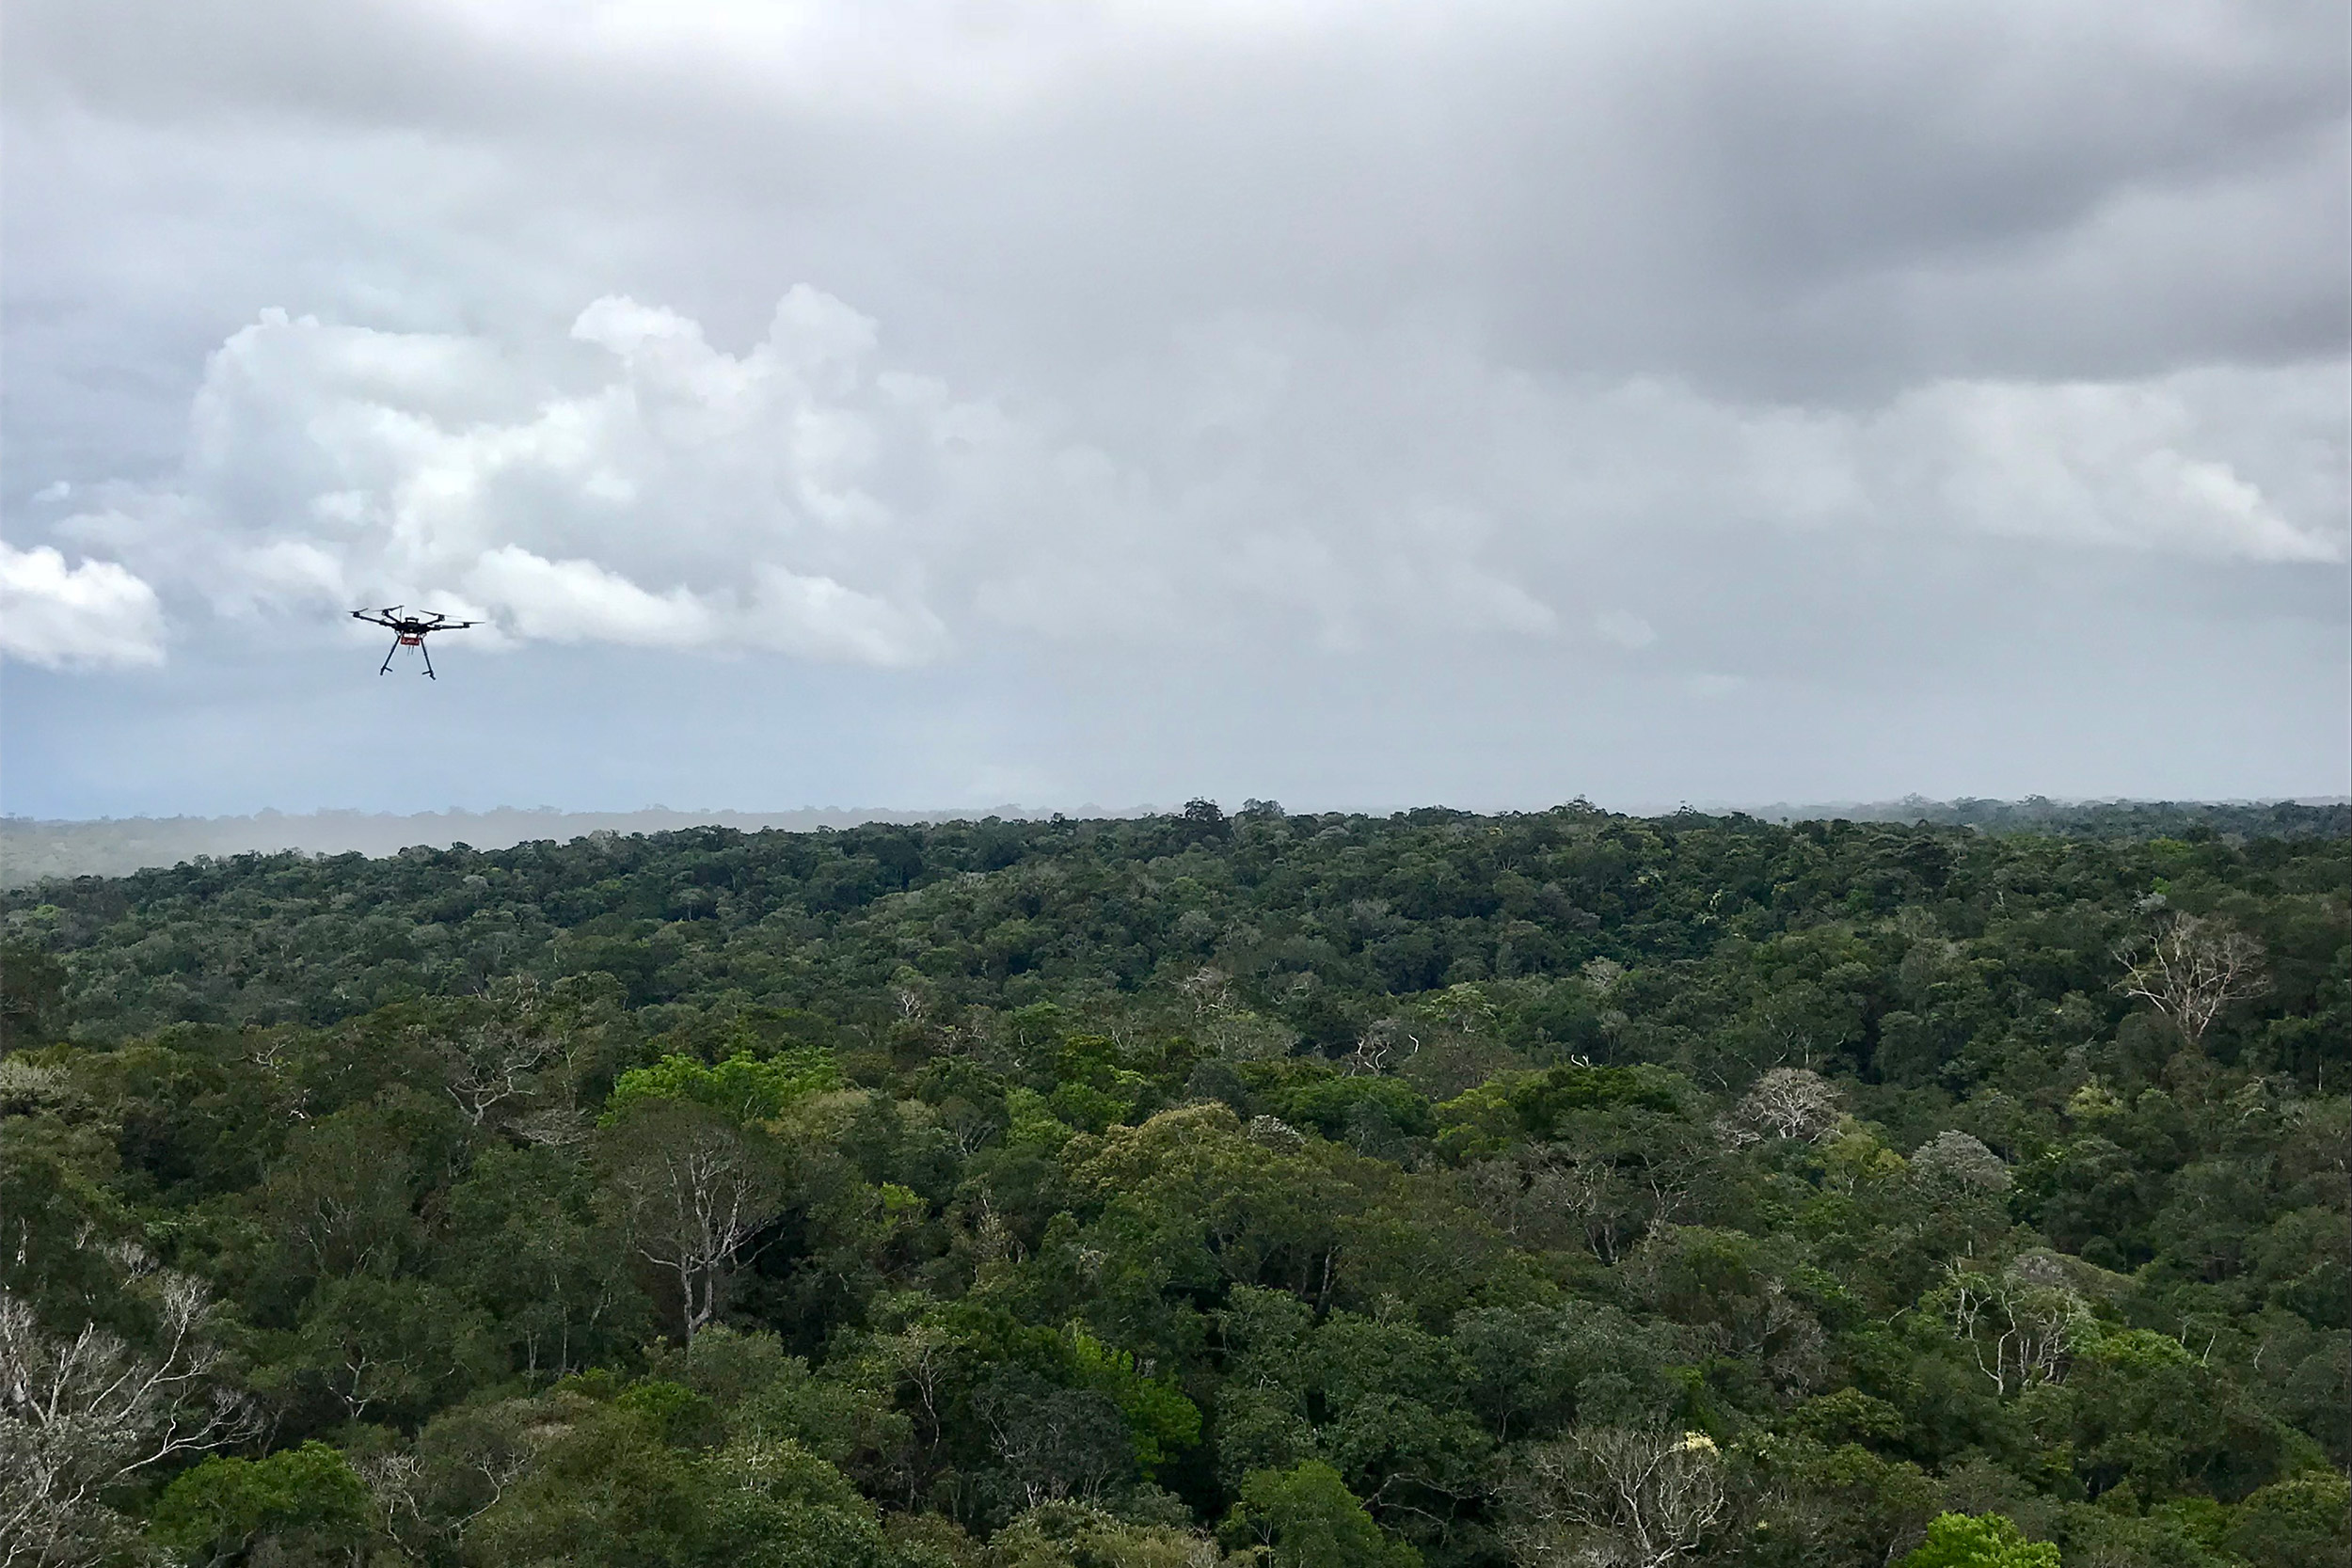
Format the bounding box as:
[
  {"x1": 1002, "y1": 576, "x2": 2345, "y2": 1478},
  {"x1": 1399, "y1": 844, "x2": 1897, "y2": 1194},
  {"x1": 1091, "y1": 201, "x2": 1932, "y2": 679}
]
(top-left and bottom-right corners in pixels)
[
  {"x1": 18, "y1": 292, "x2": 2347, "y2": 679},
  {"x1": 741, "y1": 567, "x2": 947, "y2": 666},
  {"x1": 465, "y1": 547, "x2": 713, "y2": 646},
  {"x1": 0, "y1": 542, "x2": 166, "y2": 668},
  {"x1": 1873, "y1": 374, "x2": 2350, "y2": 562},
  {"x1": 49, "y1": 290, "x2": 961, "y2": 667}
]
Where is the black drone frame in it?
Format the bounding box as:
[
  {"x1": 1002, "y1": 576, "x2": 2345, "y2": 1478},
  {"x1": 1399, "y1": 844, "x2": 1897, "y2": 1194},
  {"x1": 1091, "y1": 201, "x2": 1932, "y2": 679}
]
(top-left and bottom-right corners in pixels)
[{"x1": 350, "y1": 607, "x2": 479, "y2": 678}]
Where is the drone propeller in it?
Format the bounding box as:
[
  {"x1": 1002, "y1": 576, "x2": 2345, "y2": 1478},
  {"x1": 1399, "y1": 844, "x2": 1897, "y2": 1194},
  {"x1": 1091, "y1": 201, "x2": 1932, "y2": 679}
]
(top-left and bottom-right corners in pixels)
[
  {"x1": 349, "y1": 606, "x2": 479, "y2": 660},
  {"x1": 350, "y1": 605, "x2": 479, "y2": 675}
]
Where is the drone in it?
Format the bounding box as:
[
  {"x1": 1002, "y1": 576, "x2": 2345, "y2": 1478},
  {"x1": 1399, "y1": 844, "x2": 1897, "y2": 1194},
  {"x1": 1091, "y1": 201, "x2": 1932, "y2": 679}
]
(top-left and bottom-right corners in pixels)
[{"x1": 350, "y1": 607, "x2": 479, "y2": 678}]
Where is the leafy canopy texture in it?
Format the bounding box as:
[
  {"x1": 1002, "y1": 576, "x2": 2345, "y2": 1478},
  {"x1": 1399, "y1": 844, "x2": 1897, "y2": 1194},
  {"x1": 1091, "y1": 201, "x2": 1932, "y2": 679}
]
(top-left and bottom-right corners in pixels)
[
  {"x1": 1895, "y1": 1512, "x2": 2061, "y2": 1568},
  {"x1": 1223, "y1": 1460, "x2": 1422, "y2": 1568},
  {"x1": 0, "y1": 801, "x2": 2344, "y2": 1565},
  {"x1": 151, "y1": 1440, "x2": 372, "y2": 1562}
]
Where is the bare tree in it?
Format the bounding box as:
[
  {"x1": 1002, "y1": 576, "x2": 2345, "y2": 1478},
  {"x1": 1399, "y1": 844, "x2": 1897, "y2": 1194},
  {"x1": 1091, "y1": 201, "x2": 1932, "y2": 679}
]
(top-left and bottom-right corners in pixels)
[
  {"x1": 1177, "y1": 965, "x2": 1234, "y2": 1019},
  {"x1": 510, "y1": 1102, "x2": 592, "y2": 1150},
  {"x1": 1506, "y1": 1425, "x2": 1727, "y2": 1568},
  {"x1": 359, "y1": 1402, "x2": 539, "y2": 1561},
  {"x1": 1345, "y1": 1019, "x2": 1422, "y2": 1077},
  {"x1": 1, "y1": 1276, "x2": 255, "y2": 1568},
  {"x1": 601, "y1": 1101, "x2": 787, "y2": 1343},
  {"x1": 868, "y1": 1319, "x2": 954, "y2": 1504},
  {"x1": 2115, "y1": 911, "x2": 2268, "y2": 1050},
  {"x1": 1936, "y1": 1257, "x2": 2092, "y2": 1398},
  {"x1": 1472, "y1": 1143, "x2": 1646, "y2": 1264},
  {"x1": 437, "y1": 976, "x2": 564, "y2": 1127},
  {"x1": 243, "y1": 1032, "x2": 312, "y2": 1122},
  {"x1": 1425, "y1": 982, "x2": 1501, "y2": 1037},
  {"x1": 1722, "y1": 1068, "x2": 1842, "y2": 1147}
]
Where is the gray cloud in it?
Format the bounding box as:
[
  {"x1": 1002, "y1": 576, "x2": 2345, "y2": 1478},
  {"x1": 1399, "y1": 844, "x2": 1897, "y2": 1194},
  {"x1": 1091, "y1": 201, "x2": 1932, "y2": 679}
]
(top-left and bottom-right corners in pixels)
[{"x1": 3, "y1": 0, "x2": 2345, "y2": 812}]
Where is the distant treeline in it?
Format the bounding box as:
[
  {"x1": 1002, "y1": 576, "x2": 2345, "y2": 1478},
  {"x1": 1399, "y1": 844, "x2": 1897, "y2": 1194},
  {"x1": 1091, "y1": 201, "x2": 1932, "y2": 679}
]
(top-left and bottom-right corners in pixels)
[
  {"x1": 1754, "y1": 796, "x2": 2348, "y2": 840},
  {"x1": 0, "y1": 804, "x2": 1077, "y2": 888},
  {"x1": 5, "y1": 797, "x2": 2343, "y2": 888}
]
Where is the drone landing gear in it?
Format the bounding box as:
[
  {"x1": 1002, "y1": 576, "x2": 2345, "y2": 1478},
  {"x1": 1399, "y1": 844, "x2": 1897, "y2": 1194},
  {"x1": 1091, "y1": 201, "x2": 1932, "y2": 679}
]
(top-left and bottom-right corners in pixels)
[
  {"x1": 353, "y1": 607, "x2": 473, "y2": 678},
  {"x1": 379, "y1": 633, "x2": 437, "y2": 678}
]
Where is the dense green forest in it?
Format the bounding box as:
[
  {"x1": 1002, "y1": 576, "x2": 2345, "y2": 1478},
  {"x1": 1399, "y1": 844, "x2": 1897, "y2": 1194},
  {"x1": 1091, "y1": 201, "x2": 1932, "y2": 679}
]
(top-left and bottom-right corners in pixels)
[
  {"x1": 0, "y1": 807, "x2": 1012, "y2": 889},
  {"x1": 3, "y1": 801, "x2": 2345, "y2": 1567}
]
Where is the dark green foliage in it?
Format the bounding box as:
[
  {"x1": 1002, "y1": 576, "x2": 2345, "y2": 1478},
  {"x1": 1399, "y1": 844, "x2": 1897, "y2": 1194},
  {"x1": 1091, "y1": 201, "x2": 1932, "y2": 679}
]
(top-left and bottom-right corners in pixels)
[
  {"x1": 0, "y1": 935, "x2": 68, "y2": 1049},
  {"x1": 1, "y1": 802, "x2": 2344, "y2": 1565},
  {"x1": 2224, "y1": 1469, "x2": 2352, "y2": 1568},
  {"x1": 151, "y1": 1441, "x2": 373, "y2": 1563}
]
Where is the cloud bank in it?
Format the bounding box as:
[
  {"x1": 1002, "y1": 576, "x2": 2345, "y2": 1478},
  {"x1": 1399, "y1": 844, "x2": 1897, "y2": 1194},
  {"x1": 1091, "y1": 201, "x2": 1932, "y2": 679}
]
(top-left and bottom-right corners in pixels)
[
  {"x1": 34, "y1": 294, "x2": 2348, "y2": 666},
  {"x1": 0, "y1": 542, "x2": 165, "y2": 669},
  {"x1": 2, "y1": 0, "x2": 2345, "y2": 810}
]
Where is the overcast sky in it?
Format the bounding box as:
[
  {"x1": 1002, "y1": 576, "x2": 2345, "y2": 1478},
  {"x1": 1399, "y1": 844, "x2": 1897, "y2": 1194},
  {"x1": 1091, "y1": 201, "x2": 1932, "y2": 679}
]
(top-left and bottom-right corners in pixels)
[{"x1": 4, "y1": 0, "x2": 2346, "y2": 819}]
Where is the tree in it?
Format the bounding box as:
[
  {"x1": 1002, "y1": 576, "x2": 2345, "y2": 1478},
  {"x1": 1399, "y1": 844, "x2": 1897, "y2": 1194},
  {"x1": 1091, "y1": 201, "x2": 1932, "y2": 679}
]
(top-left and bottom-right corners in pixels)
[
  {"x1": 259, "y1": 1275, "x2": 501, "y2": 1426},
  {"x1": 359, "y1": 1400, "x2": 542, "y2": 1563},
  {"x1": 258, "y1": 1108, "x2": 423, "y2": 1284},
  {"x1": 1908, "y1": 1131, "x2": 2010, "y2": 1193},
  {"x1": 992, "y1": 1500, "x2": 1237, "y2": 1565},
  {"x1": 1504, "y1": 1426, "x2": 1724, "y2": 1568},
  {"x1": 600, "y1": 1099, "x2": 788, "y2": 1342},
  {"x1": 603, "y1": 1049, "x2": 840, "y2": 1128},
  {"x1": 1723, "y1": 1068, "x2": 1842, "y2": 1146},
  {"x1": 2114, "y1": 911, "x2": 2267, "y2": 1049},
  {"x1": 434, "y1": 975, "x2": 566, "y2": 1128},
  {"x1": 1931, "y1": 1258, "x2": 2090, "y2": 1398},
  {"x1": 151, "y1": 1440, "x2": 372, "y2": 1567},
  {"x1": 976, "y1": 1368, "x2": 1134, "y2": 1510},
  {"x1": 701, "y1": 1434, "x2": 893, "y2": 1568},
  {"x1": 0, "y1": 1275, "x2": 254, "y2": 1568},
  {"x1": 2225, "y1": 1470, "x2": 2352, "y2": 1568},
  {"x1": 1220, "y1": 1460, "x2": 1420, "y2": 1568},
  {"x1": 443, "y1": 1144, "x2": 649, "y2": 1379},
  {"x1": 461, "y1": 1389, "x2": 709, "y2": 1566},
  {"x1": 1064, "y1": 1324, "x2": 1200, "y2": 1479},
  {"x1": 1894, "y1": 1512, "x2": 2058, "y2": 1568},
  {"x1": 0, "y1": 941, "x2": 67, "y2": 1052}
]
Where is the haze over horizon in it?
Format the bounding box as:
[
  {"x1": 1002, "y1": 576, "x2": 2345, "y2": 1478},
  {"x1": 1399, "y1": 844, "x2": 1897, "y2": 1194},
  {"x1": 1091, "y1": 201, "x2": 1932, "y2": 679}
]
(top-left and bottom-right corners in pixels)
[{"x1": 5, "y1": 1, "x2": 2347, "y2": 818}]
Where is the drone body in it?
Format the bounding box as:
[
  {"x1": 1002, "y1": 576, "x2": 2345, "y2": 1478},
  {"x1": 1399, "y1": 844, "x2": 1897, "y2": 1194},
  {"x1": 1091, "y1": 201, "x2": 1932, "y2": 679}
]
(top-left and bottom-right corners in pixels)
[{"x1": 350, "y1": 607, "x2": 478, "y2": 678}]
